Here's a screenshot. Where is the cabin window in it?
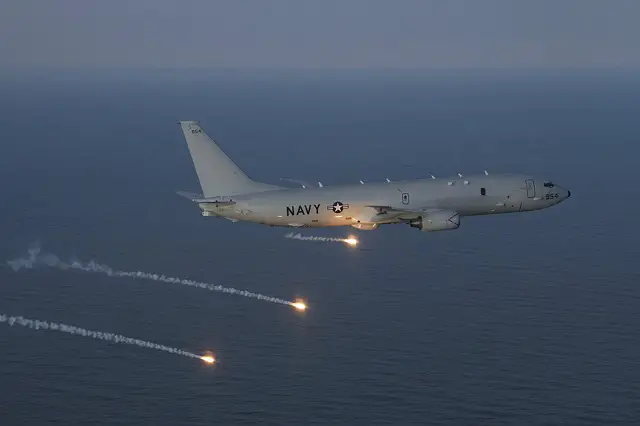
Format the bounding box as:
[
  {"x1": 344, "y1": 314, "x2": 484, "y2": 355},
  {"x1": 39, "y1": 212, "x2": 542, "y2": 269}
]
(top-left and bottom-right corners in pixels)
[{"x1": 480, "y1": 187, "x2": 486, "y2": 196}]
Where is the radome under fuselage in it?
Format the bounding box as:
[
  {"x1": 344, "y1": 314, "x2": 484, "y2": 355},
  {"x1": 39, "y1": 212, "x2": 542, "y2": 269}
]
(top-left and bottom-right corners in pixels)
[{"x1": 198, "y1": 173, "x2": 571, "y2": 229}]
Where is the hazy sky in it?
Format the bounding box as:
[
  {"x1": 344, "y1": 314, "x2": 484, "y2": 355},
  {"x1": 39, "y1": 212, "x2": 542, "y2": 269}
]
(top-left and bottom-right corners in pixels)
[{"x1": 1, "y1": 0, "x2": 639, "y2": 69}]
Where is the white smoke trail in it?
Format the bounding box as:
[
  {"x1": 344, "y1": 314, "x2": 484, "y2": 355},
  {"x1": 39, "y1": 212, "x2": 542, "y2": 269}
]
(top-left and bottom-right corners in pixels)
[
  {"x1": 7, "y1": 242, "x2": 295, "y2": 308},
  {"x1": 284, "y1": 232, "x2": 358, "y2": 246},
  {"x1": 0, "y1": 312, "x2": 205, "y2": 361}
]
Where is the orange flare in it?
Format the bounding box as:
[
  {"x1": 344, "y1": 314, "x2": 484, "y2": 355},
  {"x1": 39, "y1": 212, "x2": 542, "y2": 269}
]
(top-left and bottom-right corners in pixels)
[
  {"x1": 200, "y1": 354, "x2": 216, "y2": 364},
  {"x1": 343, "y1": 236, "x2": 358, "y2": 246},
  {"x1": 292, "y1": 299, "x2": 307, "y2": 311}
]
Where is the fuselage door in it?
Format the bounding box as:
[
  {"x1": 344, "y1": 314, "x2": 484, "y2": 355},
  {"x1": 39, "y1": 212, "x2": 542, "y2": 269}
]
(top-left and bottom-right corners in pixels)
[{"x1": 525, "y1": 179, "x2": 536, "y2": 198}]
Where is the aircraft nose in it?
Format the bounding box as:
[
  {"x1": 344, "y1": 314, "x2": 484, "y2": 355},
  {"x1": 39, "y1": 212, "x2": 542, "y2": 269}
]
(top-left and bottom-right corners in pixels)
[{"x1": 567, "y1": 190, "x2": 571, "y2": 198}]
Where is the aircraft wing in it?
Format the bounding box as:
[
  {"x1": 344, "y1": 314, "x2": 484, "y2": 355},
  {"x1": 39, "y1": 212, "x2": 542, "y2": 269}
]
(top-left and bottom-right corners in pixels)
[{"x1": 364, "y1": 205, "x2": 437, "y2": 223}]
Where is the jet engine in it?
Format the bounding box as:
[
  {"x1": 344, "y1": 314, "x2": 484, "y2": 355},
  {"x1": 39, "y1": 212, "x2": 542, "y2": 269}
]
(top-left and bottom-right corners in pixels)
[{"x1": 409, "y1": 211, "x2": 460, "y2": 232}]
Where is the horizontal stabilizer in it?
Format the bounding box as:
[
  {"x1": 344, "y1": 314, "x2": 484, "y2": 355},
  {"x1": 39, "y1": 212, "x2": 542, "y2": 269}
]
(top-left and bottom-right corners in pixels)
[
  {"x1": 176, "y1": 190, "x2": 236, "y2": 206},
  {"x1": 176, "y1": 190, "x2": 202, "y2": 200},
  {"x1": 195, "y1": 199, "x2": 236, "y2": 206}
]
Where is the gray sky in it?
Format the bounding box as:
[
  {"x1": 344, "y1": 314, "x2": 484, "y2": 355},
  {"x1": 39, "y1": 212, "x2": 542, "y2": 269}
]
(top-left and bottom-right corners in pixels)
[{"x1": 1, "y1": 0, "x2": 639, "y2": 69}]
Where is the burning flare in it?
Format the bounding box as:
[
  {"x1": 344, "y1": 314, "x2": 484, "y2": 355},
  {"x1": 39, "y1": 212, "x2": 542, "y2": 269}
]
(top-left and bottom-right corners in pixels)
[
  {"x1": 200, "y1": 350, "x2": 216, "y2": 365},
  {"x1": 200, "y1": 355, "x2": 216, "y2": 364},
  {"x1": 284, "y1": 232, "x2": 359, "y2": 248},
  {"x1": 343, "y1": 236, "x2": 358, "y2": 247},
  {"x1": 0, "y1": 312, "x2": 209, "y2": 363},
  {"x1": 292, "y1": 299, "x2": 307, "y2": 311},
  {"x1": 7, "y1": 242, "x2": 302, "y2": 309}
]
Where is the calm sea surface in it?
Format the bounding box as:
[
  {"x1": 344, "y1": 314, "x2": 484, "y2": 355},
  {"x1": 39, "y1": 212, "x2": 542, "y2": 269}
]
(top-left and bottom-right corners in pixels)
[{"x1": 0, "y1": 71, "x2": 638, "y2": 425}]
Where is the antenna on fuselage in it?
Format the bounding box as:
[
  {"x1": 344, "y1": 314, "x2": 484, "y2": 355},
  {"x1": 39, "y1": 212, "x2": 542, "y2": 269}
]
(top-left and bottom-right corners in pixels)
[
  {"x1": 385, "y1": 178, "x2": 391, "y2": 183},
  {"x1": 430, "y1": 173, "x2": 436, "y2": 179},
  {"x1": 458, "y1": 173, "x2": 463, "y2": 177},
  {"x1": 318, "y1": 182, "x2": 323, "y2": 188},
  {"x1": 484, "y1": 170, "x2": 489, "y2": 175},
  {"x1": 359, "y1": 180, "x2": 365, "y2": 184}
]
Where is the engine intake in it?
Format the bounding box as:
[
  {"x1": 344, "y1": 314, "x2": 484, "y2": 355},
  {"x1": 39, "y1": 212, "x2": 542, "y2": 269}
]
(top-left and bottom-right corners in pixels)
[{"x1": 409, "y1": 211, "x2": 460, "y2": 232}]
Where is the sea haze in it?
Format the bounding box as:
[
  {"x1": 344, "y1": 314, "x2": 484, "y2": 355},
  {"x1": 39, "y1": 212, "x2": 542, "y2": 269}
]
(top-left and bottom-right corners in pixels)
[{"x1": 0, "y1": 70, "x2": 638, "y2": 425}]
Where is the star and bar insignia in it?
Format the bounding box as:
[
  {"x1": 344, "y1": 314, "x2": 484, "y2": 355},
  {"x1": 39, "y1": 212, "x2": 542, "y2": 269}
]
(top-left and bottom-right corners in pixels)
[{"x1": 327, "y1": 201, "x2": 349, "y2": 213}]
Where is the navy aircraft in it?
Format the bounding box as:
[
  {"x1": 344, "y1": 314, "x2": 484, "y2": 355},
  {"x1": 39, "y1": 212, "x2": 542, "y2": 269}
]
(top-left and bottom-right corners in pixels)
[{"x1": 177, "y1": 121, "x2": 570, "y2": 232}]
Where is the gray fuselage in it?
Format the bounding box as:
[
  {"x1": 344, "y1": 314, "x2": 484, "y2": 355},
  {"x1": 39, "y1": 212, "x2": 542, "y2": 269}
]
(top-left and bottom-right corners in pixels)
[{"x1": 198, "y1": 174, "x2": 571, "y2": 229}]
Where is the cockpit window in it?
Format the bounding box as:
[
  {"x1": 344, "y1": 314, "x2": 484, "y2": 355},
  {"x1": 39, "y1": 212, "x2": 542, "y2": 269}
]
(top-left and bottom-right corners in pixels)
[{"x1": 543, "y1": 181, "x2": 555, "y2": 188}]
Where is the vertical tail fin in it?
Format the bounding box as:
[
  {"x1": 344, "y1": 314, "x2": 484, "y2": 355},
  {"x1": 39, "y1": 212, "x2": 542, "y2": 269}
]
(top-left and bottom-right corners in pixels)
[{"x1": 178, "y1": 121, "x2": 279, "y2": 197}]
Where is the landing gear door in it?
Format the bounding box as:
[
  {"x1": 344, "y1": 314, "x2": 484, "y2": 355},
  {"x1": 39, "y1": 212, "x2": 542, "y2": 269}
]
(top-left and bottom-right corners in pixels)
[{"x1": 525, "y1": 179, "x2": 536, "y2": 198}]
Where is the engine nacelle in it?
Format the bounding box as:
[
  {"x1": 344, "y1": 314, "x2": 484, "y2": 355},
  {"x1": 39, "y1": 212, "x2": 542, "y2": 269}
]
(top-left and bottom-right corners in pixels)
[{"x1": 409, "y1": 211, "x2": 460, "y2": 232}]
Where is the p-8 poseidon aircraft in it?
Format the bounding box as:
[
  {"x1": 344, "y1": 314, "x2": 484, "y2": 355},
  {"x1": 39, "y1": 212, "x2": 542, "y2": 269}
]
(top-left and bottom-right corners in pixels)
[{"x1": 177, "y1": 121, "x2": 570, "y2": 232}]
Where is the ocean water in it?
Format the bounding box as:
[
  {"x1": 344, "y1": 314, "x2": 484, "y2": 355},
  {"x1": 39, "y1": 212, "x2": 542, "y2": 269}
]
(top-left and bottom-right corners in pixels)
[{"x1": 0, "y1": 70, "x2": 638, "y2": 425}]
